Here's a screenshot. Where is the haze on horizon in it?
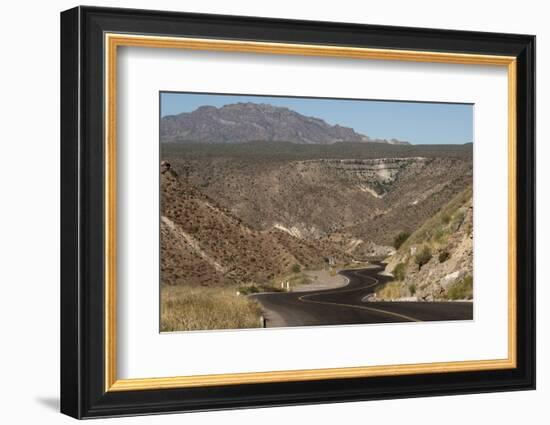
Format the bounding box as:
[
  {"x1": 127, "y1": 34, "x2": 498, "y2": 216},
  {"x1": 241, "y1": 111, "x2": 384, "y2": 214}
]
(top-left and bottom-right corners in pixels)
[{"x1": 161, "y1": 92, "x2": 473, "y2": 145}]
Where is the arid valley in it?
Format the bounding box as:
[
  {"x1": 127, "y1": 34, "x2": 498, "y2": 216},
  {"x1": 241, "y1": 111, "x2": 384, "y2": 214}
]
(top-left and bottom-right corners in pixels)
[{"x1": 159, "y1": 101, "x2": 474, "y2": 331}]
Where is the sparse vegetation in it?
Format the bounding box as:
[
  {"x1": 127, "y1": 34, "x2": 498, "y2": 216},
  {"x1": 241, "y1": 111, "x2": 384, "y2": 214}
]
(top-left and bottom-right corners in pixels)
[
  {"x1": 414, "y1": 246, "x2": 432, "y2": 270},
  {"x1": 161, "y1": 285, "x2": 262, "y2": 332},
  {"x1": 163, "y1": 140, "x2": 473, "y2": 163},
  {"x1": 447, "y1": 275, "x2": 473, "y2": 300},
  {"x1": 341, "y1": 261, "x2": 371, "y2": 270},
  {"x1": 434, "y1": 226, "x2": 447, "y2": 243},
  {"x1": 290, "y1": 273, "x2": 312, "y2": 286},
  {"x1": 452, "y1": 210, "x2": 466, "y2": 228},
  {"x1": 439, "y1": 251, "x2": 451, "y2": 263},
  {"x1": 379, "y1": 183, "x2": 473, "y2": 303},
  {"x1": 393, "y1": 262, "x2": 407, "y2": 281},
  {"x1": 370, "y1": 180, "x2": 390, "y2": 196},
  {"x1": 395, "y1": 186, "x2": 472, "y2": 252},
  {"x1": 393, "y1": 232, "x2": 411, "y2": 249},
  {"x1": 274, "y1": 272, "x2": 313, "y2": 289},
  {"x1": 376, "y1": 281, "x2": 406, "y2": 299},
  {"x1": 237, "y1": 285, "x2": 260, "y2": 295},
  {"x1": 237, "y1": 283, "x2": 283, "y2": 295}
]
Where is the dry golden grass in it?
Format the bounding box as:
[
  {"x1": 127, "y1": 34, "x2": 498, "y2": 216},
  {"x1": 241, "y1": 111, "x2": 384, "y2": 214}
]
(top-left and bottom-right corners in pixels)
[
  {"x1": 161, "y1": 285, "x2": 263, "y2": 332},
  {"x1": 375, "y1": 281, "x2": 408, "y2": 300}
]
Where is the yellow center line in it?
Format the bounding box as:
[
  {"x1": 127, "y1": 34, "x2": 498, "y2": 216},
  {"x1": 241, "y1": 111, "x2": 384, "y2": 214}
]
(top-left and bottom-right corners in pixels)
[{"x1": 298, "y1": 270, "x2": 422, "y2": 323}]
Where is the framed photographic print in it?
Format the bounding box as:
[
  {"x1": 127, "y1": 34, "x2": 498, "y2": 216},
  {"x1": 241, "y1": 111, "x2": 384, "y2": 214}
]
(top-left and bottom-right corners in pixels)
[{"x1": 60, "y1": 6, "x2": 535, "y2": 419}]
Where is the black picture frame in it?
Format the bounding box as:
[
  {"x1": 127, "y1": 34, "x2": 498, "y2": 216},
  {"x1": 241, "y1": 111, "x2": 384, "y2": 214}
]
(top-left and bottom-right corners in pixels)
[{"x1": 61, "y1": 5, "x2": 535, "y2": 419}]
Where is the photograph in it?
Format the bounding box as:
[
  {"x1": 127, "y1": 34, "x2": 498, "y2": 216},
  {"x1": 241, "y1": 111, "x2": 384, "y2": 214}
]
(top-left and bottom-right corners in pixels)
[{"x1": 159, "y1": 92, "x2": 474, "y2": 332}]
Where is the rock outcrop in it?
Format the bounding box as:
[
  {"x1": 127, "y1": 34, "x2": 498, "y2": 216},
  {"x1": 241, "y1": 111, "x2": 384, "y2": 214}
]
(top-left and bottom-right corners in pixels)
[{"x1": 379, "y1": 187, "x2": 473, "y2": 301}]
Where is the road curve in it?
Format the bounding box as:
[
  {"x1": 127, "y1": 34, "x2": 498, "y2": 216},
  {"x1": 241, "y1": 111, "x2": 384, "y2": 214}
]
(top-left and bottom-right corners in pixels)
[{"x1": 251, "y1": 263, "x2": 473, "y2": 328}]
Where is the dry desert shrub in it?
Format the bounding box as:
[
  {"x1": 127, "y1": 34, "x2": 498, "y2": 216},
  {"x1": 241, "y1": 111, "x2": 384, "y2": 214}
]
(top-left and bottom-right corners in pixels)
[{"x1": 375, "y1": 281, "x2": 407, "y2": 300}]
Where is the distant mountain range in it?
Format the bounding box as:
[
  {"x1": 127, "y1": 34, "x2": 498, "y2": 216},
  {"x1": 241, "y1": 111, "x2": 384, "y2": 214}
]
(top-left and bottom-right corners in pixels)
[{"x1": 161, "y1": 102, "x2": 410, "y2": 145}]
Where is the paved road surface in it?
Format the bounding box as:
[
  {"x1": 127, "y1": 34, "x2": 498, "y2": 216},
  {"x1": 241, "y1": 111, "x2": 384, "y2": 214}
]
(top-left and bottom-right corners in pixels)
[{"x1": 251, "y1": 263, "x2": 473, "y2": 327}]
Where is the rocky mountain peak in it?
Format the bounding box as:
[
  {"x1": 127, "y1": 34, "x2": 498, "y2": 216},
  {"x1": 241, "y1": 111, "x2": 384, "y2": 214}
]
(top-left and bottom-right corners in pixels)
[{"x1": 161, "y1": 102, "x2": 409, "y2": 145}]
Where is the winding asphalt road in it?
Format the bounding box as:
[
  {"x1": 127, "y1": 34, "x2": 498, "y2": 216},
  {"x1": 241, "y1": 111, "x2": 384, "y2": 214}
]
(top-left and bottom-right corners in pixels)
[{"x1": 251, "y1": 263, "x2": 473, "y2": 327}]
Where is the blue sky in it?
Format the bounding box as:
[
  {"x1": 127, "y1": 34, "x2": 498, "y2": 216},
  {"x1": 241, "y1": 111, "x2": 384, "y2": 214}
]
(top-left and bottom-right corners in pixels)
[{"x1": 161, "y1": 92, "x2": 473, "y2": 145}]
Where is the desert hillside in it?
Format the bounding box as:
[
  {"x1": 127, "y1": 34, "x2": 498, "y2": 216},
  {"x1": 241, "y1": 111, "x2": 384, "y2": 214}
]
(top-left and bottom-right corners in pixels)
[
  {"x1": 160, "y1": 161, "x2": 351, "y2": 287},
  {"x1": 163, "y1": 142, "x2": 472, "y2": 258},
  {"x1": 379, "y1": 186, "x2": 473, "y2": 301}
]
